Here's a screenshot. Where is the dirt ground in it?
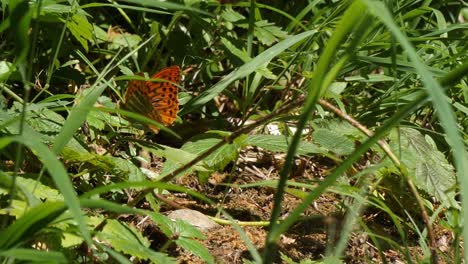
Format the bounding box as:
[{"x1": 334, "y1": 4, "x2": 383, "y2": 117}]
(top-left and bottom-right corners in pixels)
[{"x1": 135, "y1": 148, "x2": 456, "y2": 263}]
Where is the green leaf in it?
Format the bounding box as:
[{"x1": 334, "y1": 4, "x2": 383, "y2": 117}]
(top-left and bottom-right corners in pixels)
[
  {"x1": 170, "y1": 219, "x2": 205, "y2": 240},
  {"x1": 15, "y1": 176, "x2": 63, "y2": 202},
  {"x1": 312, "y1": 128, "x2": 355, "y2": 156},
  {"x1": 254, "y1": 20, "x2": 289, "y2": 46},
  {"x1": 176, "y1": 237, "x2": 214, "y2": 264},
  {"x1": 65, "y1": 14, "x2": 93, "y2": 51},
  {"x1": 98, "y1": 219, "x2": 176, "y2": 263},
  {"x1": 158, "y1": 133, "x2": 243, "y2": 180},
  {"x1": 0, "y1": 135, "x2": 91, "y2": 245},
  {"x1": 0, "y1": 248, "x2": 67, "y2": 263},
  {"x1": 388, "y1": 128, "x2": 458, "y2": 208},
  {"x1": 41, "y1": 3, "x2": 72, "y2": 14},
  {"x1": 153, "y1": 144, "x2": 210, "y2": 179},
  {"x1": 244, "y1": 135, "x2": 324, "y2": 155},
  {"x1": 110, "y1": 31, "x2": 142, "y2": 49},
  {"x1": 117, "y1": 0, "x2": 212, "y2": 16},
  {"x1": 0, "y1": 201, "x2": 67, "y2": 250},
  {"x1": 0, "y1": 173, "x2": 43, "y2": 209},
  {"x1": 9, "y1": 0, "x2": 32, "y2": 63},
  {"x1": 221, "y1": 7, "x2": 245, "y2": 22},
  {"x1": 182, "y1": 134, "x2": 241, "y2": 170},
  {"x1": 52, "y1": 82, "x2": 107, "y2": 154},
  {"x1": 62, "y1": 141, "x2": 145, "y2": 182},
  {"x1": 0, "y1": 60, "x2": 13, "y2": 81},
  {"x1": 220, "y1": 37, "x2": 277, "y2": 79},
  {"x1": 180, "y1": 30, "x2": 317, "y2": 115}
]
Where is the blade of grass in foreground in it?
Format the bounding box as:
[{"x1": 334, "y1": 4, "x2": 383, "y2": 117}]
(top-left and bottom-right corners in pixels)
[
  {"x1": 263, "y1": 2, "x2": 369, "y2": 262},
  {"x1": 0, "y1": 199, "x2": 66, "y2": 249},
  {"x1": 180, "y1": 29, "x2": 317, "y2": 115},
  {"x1": 0, "y1": 135, "x2": 92, "y2": 246},
  {"x1": 363, "y1": 0, "x2": 468, "y2": 261},
  {"x1": 0, "y1": 248, "x2": 67, "y2": 263}
]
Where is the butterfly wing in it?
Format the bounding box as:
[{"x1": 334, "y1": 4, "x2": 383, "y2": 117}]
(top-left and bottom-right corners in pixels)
[
  {"x1": 146, "y1": 66, "x2": 180, "y2": 128},
  {"x1": 123, "y1": 66, "x2": 180, "y2": 133}
]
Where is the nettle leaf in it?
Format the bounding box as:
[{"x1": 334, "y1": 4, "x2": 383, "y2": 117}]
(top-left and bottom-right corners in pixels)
[
  {"x1": 244, "y1": 134, "x2": 325, "y2": 155},
  {"x1": 159, "y1": 133, "x2": 244, "y2": 180},
  {"x1": 62, "y1": 141, "x2": 145, "y2": 181},
  {"x1": 16, "y1": 176, "x2": 63, "y2": 202},
  {"x1": 86, "y1": 110, "x2": 106, "y2": 130},
  {"x1": 171, "y1": 219, "x2": 205, "y2": 240},
  {"x1": 87, "y1": 110, "x2": 122, "y2": 132},
  {"x1": 221, "y1": 37, "x2": 250, "y2": 62},
  {"x1": 254, "y1": 20, "x2": 289, "y2": 46},
  {"x1": 2, "y1": 102, "x2": 84, "y2": 147},
  {"x1": 313, "y1": 129, "x2": 355, "y2": 156},
  {"x1": 221, "y1": 7, "x2": 245, "y2": 22},
  {"x1": 183, "y1": 134, "x2": 243, "y2": 170},
  {"x1": 154, "y1": 145, "x2": 210, "y2": 179},
  {"x1": 148, "y1": 212, "x2": 173, "y2": 237},
  {"x1": 98, "y1": 219, "x2": 175, "y2": 263},
  {"x1": 65, "y1": 14, "x2": 93, "y2": 51},
  {"x1": 389, "y1": 128, "x2": 458, "y2": 208},
  {"x1": 315, "y1": 119, "x2": 364, "y2": 140}
]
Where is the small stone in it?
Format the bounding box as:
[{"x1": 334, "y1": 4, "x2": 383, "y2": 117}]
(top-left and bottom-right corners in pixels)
[{"x1": 167, "y1": 209, "x2": 220, "y2": 232}]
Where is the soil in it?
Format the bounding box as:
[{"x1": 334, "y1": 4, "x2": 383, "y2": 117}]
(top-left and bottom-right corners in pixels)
[{"x1": 134, "y1": 147, "x2": 456, "y2": 263}]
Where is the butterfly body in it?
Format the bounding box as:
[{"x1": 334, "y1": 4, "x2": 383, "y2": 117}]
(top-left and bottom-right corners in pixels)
[{"x1": 123, "y1": 66, "x2": 180, "y2": 133}]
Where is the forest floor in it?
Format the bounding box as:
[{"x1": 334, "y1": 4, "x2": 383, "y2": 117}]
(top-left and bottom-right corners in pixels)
[{"x1": 130, "y1": 147, "x2": 455, "y2": 263}]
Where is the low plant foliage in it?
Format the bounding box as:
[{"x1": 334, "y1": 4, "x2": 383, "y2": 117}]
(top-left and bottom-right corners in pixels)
[{"x1": 0, "y1": 0, "x2": 467, "y2": 263}]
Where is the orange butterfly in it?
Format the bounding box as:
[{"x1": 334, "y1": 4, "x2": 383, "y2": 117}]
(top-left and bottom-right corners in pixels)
[{"x1": 123, "y1": 66, "x2": 180, "y2": 133}]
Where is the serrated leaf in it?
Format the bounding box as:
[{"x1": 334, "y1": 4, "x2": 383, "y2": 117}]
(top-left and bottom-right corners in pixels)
[
  {"x1": 147, "y1": 212, "x2": 174, "y2": 237},
  {"x1": 245, "y1": 135, "x2": 324, "y2": 155},
  {"x1": 171, "y1": 219, "x2": 205, "y2": 240},
  {"x1": 159, "y1": 133, "x2": 242, "y2": 179},
  {"x1": 389, "y1": 128, "x2": 458, "y2": 208},
  {"x1": 182, "y1": 136, "x2": 240, "y2": 169},
  {"x1": 325, "y1": 120, "x2": 363, "y2": 139},
  {"x1": 98, "y1": 219, "x2": 175, "y2": 263},
  {"x1": 254, "y1": 20, "x2": 288, "y2": 46},
  {"x1": 313, "y1": 129, "x2": 355, "y2": 156},
  {"x1": 86, "y1": 110, "x2": 106, "y2": 130},
  {"x1": 16, "y1": 177, "x2": 63, "y2": 202},
  {"x1": 221, "y1": 7, "x2": 245, "y2": 22},
  {"x1": 66, "y1": 14, "x2": 92, "y2": 51},
  {"x1": 176, "y1": 237, "x2": 214, "y2": 264},
  {"x1": 62, "y1": 142, "x2": 145, "y2": 181},
  {"x1": 154, "y1": 145, "x2": 210, "y2": 179},
  {"x1": 221, "y1": 37, "x2": 250, "y2": 62}
]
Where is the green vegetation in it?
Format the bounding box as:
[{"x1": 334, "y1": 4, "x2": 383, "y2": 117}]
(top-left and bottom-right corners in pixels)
[{"x1": 1, "y1": 0, "x2": 467, "y2": 263}]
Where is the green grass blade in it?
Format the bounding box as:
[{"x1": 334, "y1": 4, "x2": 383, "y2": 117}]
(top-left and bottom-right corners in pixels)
[
  {"x1": 362, "y1": 1, "x2": 468, "y2": 260},
  {"x1": 1, "y1": 135, "x2": 91, "y2": 246},
  {"x1": 0, "y1": 248, "x2": 67, "y2": 263},
  {"x1": 264, "y1": 3, "x2": 368, "y2": 261},
  {"x1": 0, "y1": 201, "x2": 66, "y2": 249},
  {"x1": 180, "y1": 30, "x2": 317, "y2": 115},
  {"x1": 52, "y1": 82, "x2": 107, "y2": 153},
  {"x1": 118, "y1": 0, "x2": 212, "y2": 16}
]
